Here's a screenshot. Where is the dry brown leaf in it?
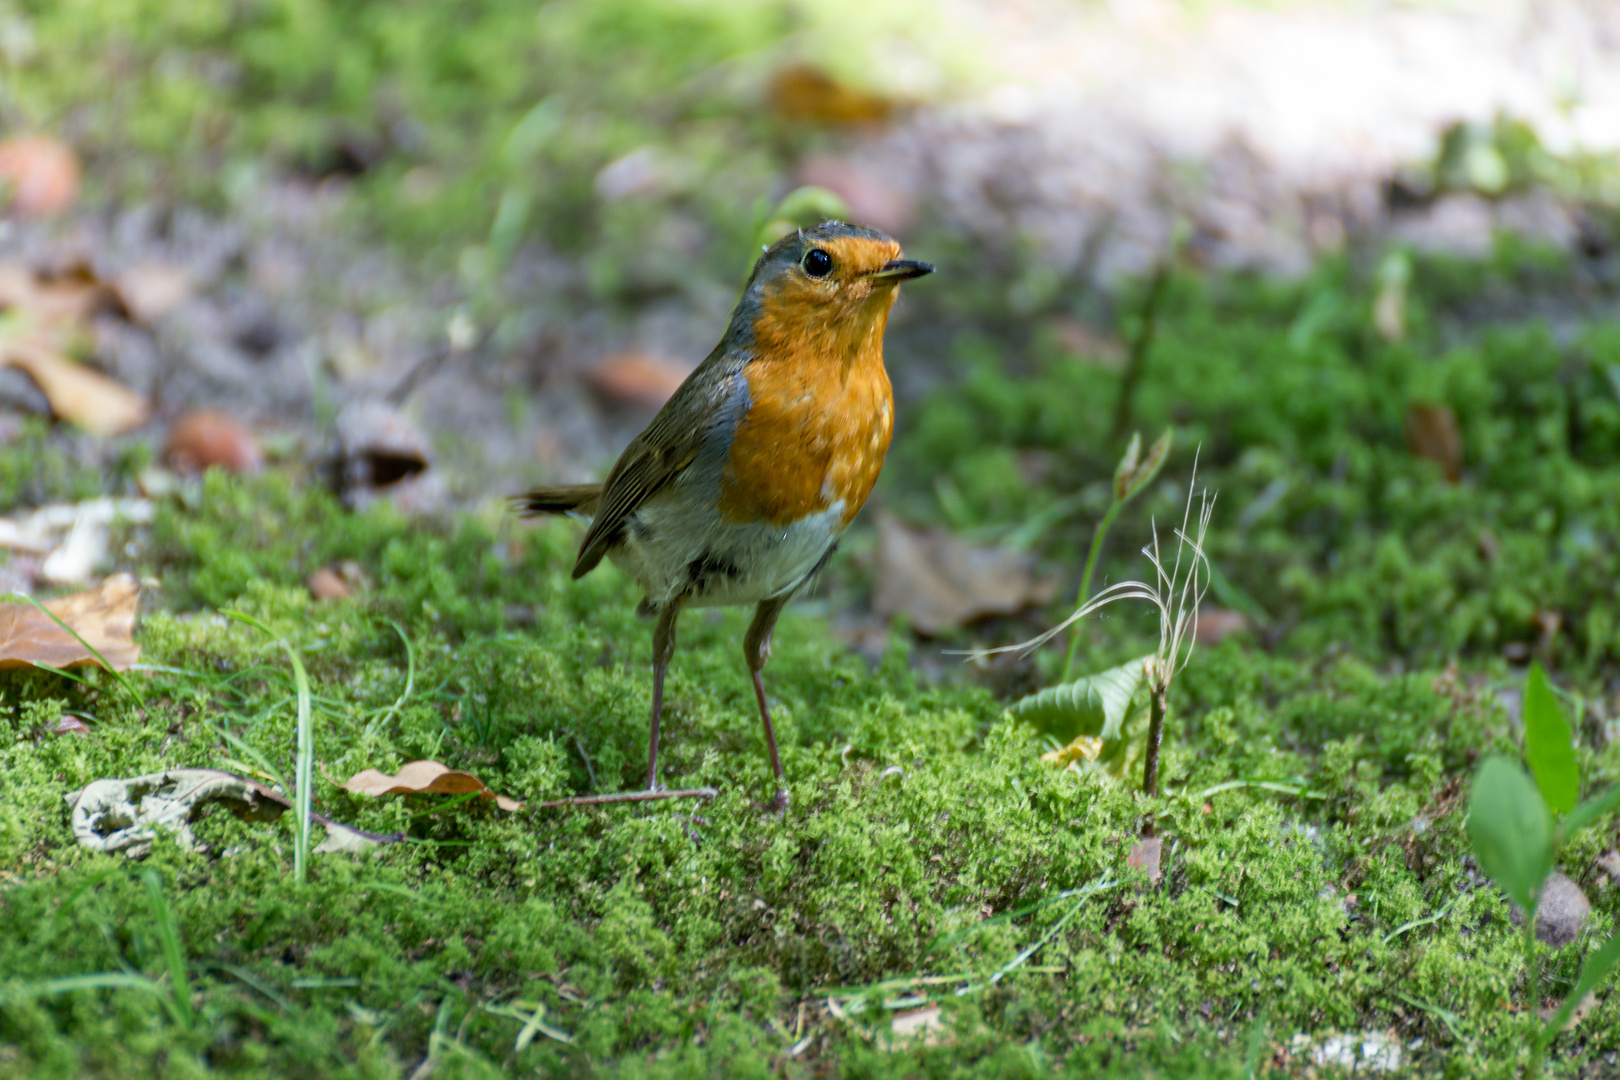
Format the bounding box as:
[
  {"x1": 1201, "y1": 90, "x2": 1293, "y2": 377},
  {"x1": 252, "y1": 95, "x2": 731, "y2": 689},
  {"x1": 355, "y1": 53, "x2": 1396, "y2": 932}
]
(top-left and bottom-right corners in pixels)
[
  {"x1": 769, "y1": 65, "x2": 895, "y2": 127},
  {"x1": 0, "y1": 334, "x2": 149, "y2": 435},
  {"x1": 0, "y1": 572, "x2": 141, "y2": 671},
  {"x1": 871, "y1": 512, "x2": 1056, "y2": 636},
  {"x1": 340, "y1": 760, "x2": 523, "y2": 812},
  {"x1": 0, "y1": 135, "x2": 81, "y2": 216},
  {"x1": 583, "y1": 352, "x2": 694, "y2": 411},
  {"x1": 114, "y1": 261, "x2": 192, "y2": 324},
  {"x1": 165, "y1": 409, "x2": 262, "y2": 474},
  {"x1": 1405, "y1": 403, "x2": 1462, "y2": 482}
]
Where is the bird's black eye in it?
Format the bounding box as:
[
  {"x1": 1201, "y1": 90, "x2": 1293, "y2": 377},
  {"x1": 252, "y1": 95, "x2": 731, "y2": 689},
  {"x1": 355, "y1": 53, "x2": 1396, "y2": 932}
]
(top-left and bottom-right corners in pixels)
[{"x1": 802, "y1": 248, "x2": 833, "y2": 278}]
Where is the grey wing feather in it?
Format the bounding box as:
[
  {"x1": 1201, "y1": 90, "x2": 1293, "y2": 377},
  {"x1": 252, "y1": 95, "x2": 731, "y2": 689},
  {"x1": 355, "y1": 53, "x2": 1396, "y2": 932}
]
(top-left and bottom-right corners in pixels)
[{"x1": 572, "y1": 349, "x2": 747, "y2": 578}]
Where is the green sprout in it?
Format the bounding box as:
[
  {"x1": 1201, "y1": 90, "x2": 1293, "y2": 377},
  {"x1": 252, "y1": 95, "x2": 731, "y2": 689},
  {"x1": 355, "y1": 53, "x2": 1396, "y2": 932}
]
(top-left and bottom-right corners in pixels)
[{"x1": 1467, "y1": 663, "x2": 1620, "y2": 1079}]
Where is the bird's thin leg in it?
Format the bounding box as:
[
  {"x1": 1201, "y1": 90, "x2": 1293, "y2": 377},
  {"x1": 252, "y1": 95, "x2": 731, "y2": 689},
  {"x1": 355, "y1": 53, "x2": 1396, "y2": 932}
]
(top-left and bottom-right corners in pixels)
[
  {"x1": 647, "y1": 600, "x2": 684, "y2": 792},
  {"x1": 745, "y1": 595, "x2": 792, "y2": 811}
]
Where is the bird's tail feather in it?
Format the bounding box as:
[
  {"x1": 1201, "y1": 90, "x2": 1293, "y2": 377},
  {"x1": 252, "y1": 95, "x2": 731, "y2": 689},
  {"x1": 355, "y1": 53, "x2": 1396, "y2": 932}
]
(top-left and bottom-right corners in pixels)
[{"x1": 513, "y1": 484, "x2": 603, "y2": 518}]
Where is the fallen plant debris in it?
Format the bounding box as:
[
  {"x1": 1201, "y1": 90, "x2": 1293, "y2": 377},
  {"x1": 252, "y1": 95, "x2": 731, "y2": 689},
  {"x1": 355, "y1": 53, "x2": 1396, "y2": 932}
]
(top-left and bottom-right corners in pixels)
[
  {"x1": 1405, "y1": 402, "x2": 1464, "y2": 482},
  {"x1": 0, "y1": 334, "x2": 149, "y2": 436},
  {"x1": 65, "y1": 768, "x2": 399, "y2": 857},
  {"x1": 0, "y1": 497, "x2": 153, "y2": 585},
  {"x1": 0, "y1": 572, "x2": 141, "y2": 670},
  {"x1": 583, "y1": 351, "x2": 694, "y2": 411},
  {"x1": 340, "y1": 759, "x2": 524, "y2": 811},
  {"x1": 871, "y1": 512, "x2": 1055, "y2": 636},
  {"x1": 111, "y1": 260, "x2": 192, "y2": 325},
  {"x1": 164, "y1": 410, "x2": 262, "y2": 475}
]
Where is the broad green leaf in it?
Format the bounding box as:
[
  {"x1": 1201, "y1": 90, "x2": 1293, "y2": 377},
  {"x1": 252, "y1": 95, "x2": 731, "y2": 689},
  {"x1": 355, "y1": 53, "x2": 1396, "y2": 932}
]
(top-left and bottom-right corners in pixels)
[
  {"x1": 1525, "y1": 662, "x2": 1579, "y2": 813},
  {"x1": 1541, "y1": 929, "x2": 1620, "y2": 1045},
  {"x1": 1466, "y1": 756, "x2": 1553, "y2": 913},
  {"x1": 1010, "y1": 655, "x2": 1152, "y2": 746},
  {"x1": 1559, "y1": 783, "x2": 1620, "y2": 845}
]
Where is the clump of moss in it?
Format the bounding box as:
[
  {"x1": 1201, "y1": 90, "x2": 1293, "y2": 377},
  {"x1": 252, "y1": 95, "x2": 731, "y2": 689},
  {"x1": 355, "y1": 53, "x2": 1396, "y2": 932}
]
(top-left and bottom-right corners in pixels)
[{"x1": 0, "y1": 463, "x2": 1615, "y2": 1077}]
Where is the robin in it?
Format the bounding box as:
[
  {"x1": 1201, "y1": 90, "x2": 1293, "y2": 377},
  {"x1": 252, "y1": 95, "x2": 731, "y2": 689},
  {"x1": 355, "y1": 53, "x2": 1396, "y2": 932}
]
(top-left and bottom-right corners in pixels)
[{"x1": 517, "y1": 221, "x2": 933, "y2": 810}]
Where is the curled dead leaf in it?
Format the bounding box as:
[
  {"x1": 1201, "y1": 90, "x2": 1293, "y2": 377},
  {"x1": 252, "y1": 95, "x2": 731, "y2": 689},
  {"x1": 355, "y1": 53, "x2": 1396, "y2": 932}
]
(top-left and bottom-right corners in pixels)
[
  {"x1": 0, "y1": 572, "x2": 141, "y2": 670},
  {"x1": 871, "y1": 512, "x2": 1055, "y2": 636},
  {"x1": 0, "y1": 135, "x2": 81, "y2": 216},
  {"x1": 341, "y1": 760, "x2": 523, "y2": 812}
]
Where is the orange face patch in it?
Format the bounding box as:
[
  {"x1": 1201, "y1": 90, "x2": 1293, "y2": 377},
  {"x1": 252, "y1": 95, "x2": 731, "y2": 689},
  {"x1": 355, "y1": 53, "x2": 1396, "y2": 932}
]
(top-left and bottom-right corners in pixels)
[{"x1": 718, "y1": 236, "x2": 905, "y2": 526}]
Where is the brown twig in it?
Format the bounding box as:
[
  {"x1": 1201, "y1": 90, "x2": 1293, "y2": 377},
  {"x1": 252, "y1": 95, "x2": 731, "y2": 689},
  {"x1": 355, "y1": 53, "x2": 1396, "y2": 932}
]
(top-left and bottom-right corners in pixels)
[{"x1": 533, "y1": 787, "x2": 718, "y2": 809}]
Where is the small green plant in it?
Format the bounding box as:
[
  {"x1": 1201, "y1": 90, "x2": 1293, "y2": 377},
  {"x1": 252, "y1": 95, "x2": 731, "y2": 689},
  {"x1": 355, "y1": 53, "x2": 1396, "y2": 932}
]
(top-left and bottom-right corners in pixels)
[
  {"x1": 997, "y1": 443, "x2": 1213, "y2": 809},
  {"x1": 1061, "y1": 428, "x2": 1173, "y2": 680},
  {"x1": 1466, "y1": 662, "x2": 1620, "y2": 1079}
]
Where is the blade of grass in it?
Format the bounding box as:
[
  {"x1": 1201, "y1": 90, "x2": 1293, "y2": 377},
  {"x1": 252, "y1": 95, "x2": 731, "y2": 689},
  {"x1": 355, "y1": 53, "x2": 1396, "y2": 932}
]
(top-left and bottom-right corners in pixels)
[
  {"x1": 223, "y1": 611, "x2": 315, "y2": 884},
  {"x1": 141, "y1": 869, "x2": 195, "y2": 1030},
  {"x1": 364, "y1": 618, "x2": 416, "y2": 739}
]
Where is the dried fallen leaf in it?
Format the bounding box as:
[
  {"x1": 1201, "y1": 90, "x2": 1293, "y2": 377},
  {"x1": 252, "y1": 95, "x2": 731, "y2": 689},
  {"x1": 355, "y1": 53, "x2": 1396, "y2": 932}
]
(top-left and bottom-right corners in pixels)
[
  {"x1": 769, "y1": 64, "x2": 894, "y2": 127},
  {"x1": 1127, "y1": 836, "x2": 1163, "y2": 884},
  {"x1": 340, "y1": 760, "x2": 523, "y2": 812},
  {"x1": 583, "y1": 352, "x2": 694, "y2": 412},
  {"x1": 0, "y1": 572, "x2": 141, "y2": 670},
  {"x1": 0, "y1": 261, "x2": 108, "y2": 327},
  {"x1": 871, "y1": 512, "x2": 1056, "y2": 636},
  {"x1": 889, "y1": 1003, "x2": 947, "y2": 1047},
  {"x1": 0, "y1": 334, "x2": 150, "y2": 435},
  {"x1": 165, "y1": 409, "x2": 263, "y2": 474},
  {"x1": 0, "y1": 135, "x2": 81, "y2": 216},
  {"x1": 1405, "y1": 403, "x2": 1462, "y2": 483},
  {"x1": 113, "y1": 260, "x2": 192, "y2": 324}
]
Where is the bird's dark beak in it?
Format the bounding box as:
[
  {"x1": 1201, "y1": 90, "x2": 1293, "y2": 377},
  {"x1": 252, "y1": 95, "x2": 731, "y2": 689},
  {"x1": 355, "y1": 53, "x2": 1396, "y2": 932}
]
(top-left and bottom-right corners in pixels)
[{"x1": 865, "y1": 259, "x2": 935, "y2": 282}]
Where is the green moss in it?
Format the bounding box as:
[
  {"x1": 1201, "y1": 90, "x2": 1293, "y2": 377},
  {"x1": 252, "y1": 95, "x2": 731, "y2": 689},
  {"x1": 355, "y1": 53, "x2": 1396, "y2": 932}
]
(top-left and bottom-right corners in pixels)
[{"x1": 0, "y1": 461, "x2": 1614, "y2": 1077}]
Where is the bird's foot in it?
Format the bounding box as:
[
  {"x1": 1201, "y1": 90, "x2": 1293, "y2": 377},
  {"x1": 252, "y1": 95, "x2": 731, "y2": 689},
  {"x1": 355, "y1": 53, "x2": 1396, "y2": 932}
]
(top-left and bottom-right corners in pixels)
[{"x1": 764, "y1": 789, "x2": 791, "y2": 815}]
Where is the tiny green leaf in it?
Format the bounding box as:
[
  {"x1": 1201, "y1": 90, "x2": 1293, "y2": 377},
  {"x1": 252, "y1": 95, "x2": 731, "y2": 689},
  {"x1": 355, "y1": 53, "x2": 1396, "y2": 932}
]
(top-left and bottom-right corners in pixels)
[
  {"x1": 1525, "y1": 662, "x2": 1579, "y2": 814},
  {"x1": 1466, "y1": 756, "x2": 1553, "y2": 913},
  {"x1": 1010, "y1": 655, "x2": 1152, "y2": 746},
  {"x1": 1541, "y1": 929, "x2": 1620, "y2": 1046},
  {"x1": 1559, "y1": 783, "x2": 1620, "y2": 845},
  {"x1": 1113, "y1": 428, "x2": 1173, "y2": 503}
]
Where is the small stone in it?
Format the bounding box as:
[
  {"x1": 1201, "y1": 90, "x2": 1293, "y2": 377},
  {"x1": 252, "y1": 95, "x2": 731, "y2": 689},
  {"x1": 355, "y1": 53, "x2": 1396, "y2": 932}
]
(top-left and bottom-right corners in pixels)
[
  {"x1": 1594, "y1": 852, "x2": 1620, "y2": 888},
  {"x1": 1510, "y1": 872, "x2": 1590, "y2": 947}
]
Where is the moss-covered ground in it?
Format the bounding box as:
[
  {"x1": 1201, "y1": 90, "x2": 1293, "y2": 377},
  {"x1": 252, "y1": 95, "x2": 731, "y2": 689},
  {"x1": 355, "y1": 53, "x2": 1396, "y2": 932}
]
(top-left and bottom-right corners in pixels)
[
  {"x1": 4, "y1": 1, "x2": 1620, "y2": 1075},
  {"x1": 3, "y1": 238, "x2": 1620, "y2": 1077}
]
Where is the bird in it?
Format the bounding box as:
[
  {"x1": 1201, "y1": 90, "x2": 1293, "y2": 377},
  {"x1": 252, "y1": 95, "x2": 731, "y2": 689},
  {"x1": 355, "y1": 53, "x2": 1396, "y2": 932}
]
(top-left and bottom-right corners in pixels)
[{"x1": 516, "y1": 221, "x2": 933, "y2": 810}]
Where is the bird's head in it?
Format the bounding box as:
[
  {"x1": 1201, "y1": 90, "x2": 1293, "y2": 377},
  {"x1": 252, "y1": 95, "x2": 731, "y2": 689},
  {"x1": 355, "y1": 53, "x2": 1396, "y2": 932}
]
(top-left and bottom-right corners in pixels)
[{"x1": 737, "y1": 221, "x2": 933, "y2": 368}]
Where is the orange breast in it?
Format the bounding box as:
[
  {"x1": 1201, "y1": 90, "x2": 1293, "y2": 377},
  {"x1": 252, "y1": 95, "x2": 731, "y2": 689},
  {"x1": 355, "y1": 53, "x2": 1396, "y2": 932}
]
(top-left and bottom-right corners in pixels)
[{"x1": 718, "y1": 351, "x2": 893, "y2": 527}]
